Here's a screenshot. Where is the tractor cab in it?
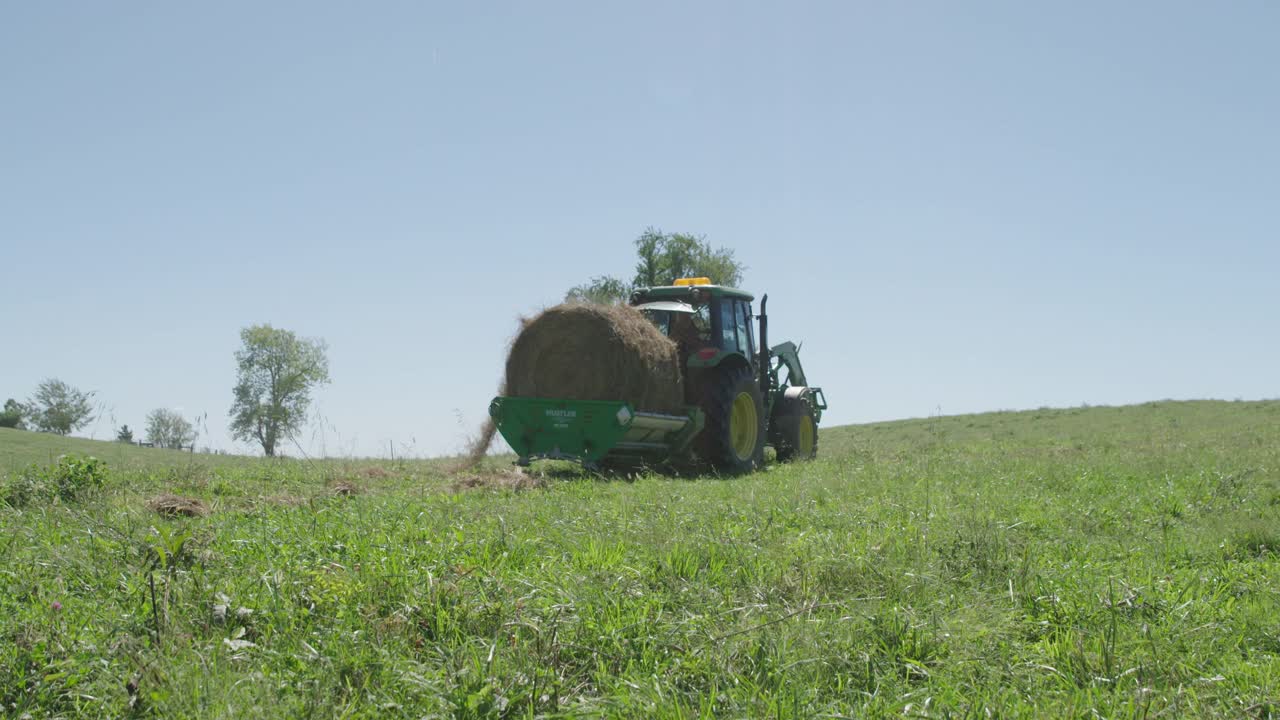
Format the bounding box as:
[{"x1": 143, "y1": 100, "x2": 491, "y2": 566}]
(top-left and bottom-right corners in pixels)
[
  {"x1": 630, "y1": 277, "x2": 757, "y2": 367},
  {"x1": 630, "y1": 299, "x2": 702, "y2": 344},
  {"x1": 630, "y1": 277, "x2": 826, "y2": 470}
]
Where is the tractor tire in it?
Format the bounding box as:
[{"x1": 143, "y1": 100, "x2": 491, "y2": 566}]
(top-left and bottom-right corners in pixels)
[
  {"x1": 770, "y1": 395, "x2": 818, "y2": 462},
  {"x1": 697, "y1": 364, "x2": 766, "y2": 474}
]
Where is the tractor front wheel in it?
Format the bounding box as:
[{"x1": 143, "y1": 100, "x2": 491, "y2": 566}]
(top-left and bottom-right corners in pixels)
[
  {"x1": 698, "y1": 364, "x2": 766, "y2": 474},
  {"x1": 770, "y1": 395, "x2": 818, "y2": 462}
]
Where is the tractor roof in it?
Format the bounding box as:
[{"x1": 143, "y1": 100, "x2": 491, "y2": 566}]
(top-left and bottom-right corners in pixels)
[{"x1": 634, "y1": 284, "x2": 755, "y2": 302}]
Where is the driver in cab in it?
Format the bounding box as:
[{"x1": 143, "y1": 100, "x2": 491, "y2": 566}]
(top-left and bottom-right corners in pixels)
[{"x1": 670, "y1": 311, "x2": 711, "y2": 355}]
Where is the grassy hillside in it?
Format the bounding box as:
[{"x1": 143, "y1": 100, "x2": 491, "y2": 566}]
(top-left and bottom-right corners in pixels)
[
  {"x1": 2, "y1": 400, "x2": 1278, "y2": 718},
  {"x1": 0, "y1": 427, "x2": 459, "y2": 496},
  {"x1": 0, "y1": 427, "x2": 249, "y2": 474}
]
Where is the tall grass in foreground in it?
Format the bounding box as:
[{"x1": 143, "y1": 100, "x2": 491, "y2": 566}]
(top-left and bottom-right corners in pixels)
[{"x1": 1, "y1": 400, "x2": 1278, "y2": 718}]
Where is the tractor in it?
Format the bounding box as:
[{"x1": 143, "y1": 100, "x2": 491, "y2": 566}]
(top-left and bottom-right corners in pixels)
[{"x1": 488, "y1": 277, "x2": 827, "y2": 473}]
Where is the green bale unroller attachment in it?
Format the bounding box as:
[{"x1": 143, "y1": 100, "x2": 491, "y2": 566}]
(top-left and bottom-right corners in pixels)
[
  {"x1": 490, "y1": 278, "x2": 827, "y2": 473},
  {"x1": 488, "y1": 398, "x2": 704, "y2": 466}
]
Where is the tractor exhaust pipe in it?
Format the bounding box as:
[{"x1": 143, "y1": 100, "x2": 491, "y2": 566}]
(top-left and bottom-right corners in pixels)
[{"x1": 758, "y1": 294, "x2": 769, "y2": 394}]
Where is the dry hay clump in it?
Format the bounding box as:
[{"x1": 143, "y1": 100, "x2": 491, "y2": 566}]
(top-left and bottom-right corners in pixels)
[
  {"x1": 326, "y1": 480, "x2": 363, "y2": 497},
  {"x1": 147, "y1": 494, "x2": 209, "y2": 517},
  {"x1": 505, "y1": 302, "x2": 683, "y2": 414}
]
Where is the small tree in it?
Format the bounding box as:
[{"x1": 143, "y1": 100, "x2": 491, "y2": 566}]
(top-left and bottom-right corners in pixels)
[
  {"x1": 0, "y1": 399, "x2": 27, "y2": 429},
  {"x1": 229, "y1": 325, "x2": 330, "y2": 457},
  {"x1": 565, "y1": 275, "x2": 632, "y2": 305},
  {"x1": 567, "y1": 228, "x2": 746, "y2": 304},
  {"x1": 26, "y1": 379, "x2": 95, "y2": 435},
  {"x1": 145, "y1": 409, "x2": 195, "y2": 449},
  {"x1": 116, "y1": 424, "x2": 135, "y2": 443}
]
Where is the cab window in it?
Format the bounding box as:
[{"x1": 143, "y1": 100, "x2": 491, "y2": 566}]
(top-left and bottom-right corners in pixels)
[
  {"x1": 738, "y1": 301, "x2": 755, "y2": 356},
  {"x1": 641, "y1": 309, "x2": 671, "y2": 336},
  {"x1": 719, "y1": 299, "x2": 738, "y2": 351},
  {"x1": 717, "y1": 298, "x2": 754, "y2": 356},
  {"x1": 691, "y1": 302, "x2": 712, "y2": 342}
]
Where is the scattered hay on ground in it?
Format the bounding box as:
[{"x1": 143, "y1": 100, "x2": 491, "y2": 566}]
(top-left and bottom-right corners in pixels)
[
  {"x1": 146, "y1": 494, "x2": 209, "y2": 517},
  {"x1": 260, "y1": 494, "x2": 308, "y2": 508},
  {"x1": 450, "y1": 469, "x2": 546, "y2": 493},
  {"x1": 451, "y1": 476, "x2": 486, "y2": 490}
]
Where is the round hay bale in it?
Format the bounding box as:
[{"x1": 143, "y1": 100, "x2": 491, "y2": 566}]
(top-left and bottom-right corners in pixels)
[{"x1": 505, "y1": 303, "x2": 683, "y2": 414}]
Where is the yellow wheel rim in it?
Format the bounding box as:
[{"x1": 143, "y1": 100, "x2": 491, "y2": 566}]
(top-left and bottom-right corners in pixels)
[
  {"x1": 798, "y1": 415, "x2": 815, "y2": 457},
  {"x1": 729, "y1": 392, "x2": 759, "y2": 461}
]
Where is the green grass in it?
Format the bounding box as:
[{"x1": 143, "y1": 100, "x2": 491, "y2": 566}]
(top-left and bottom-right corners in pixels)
[{"x1": 2, "y1": 400, "x2": 1279, "y2": 718}]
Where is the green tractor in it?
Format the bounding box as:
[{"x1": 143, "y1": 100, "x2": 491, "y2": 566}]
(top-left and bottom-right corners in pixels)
[{"x1": 488, "y1": 278, "x2": 827, "y2": 473}]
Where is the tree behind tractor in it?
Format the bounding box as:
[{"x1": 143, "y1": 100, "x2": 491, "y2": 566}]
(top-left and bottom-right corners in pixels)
[{"x1": 488, "y1": 278, "x2": 827, "y2": 473}]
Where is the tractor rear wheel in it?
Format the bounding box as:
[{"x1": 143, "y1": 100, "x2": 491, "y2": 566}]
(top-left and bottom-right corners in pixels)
[
  {"x1": 770, "y1": 395, "x2": 818, "y2": 462},
  {"x1": 698, "y1": 364, "x2": 766, "y2": 474}
]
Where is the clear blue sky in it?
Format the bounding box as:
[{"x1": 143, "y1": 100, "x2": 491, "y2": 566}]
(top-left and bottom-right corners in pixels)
[{"x1": 3, "y1": 2, "x2": 1277, "y2": 457}]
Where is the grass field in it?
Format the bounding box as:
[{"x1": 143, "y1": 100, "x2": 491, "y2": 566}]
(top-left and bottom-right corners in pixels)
[{"x1": 2, "y1": 400, "x2": 1279, "y2": 718}]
